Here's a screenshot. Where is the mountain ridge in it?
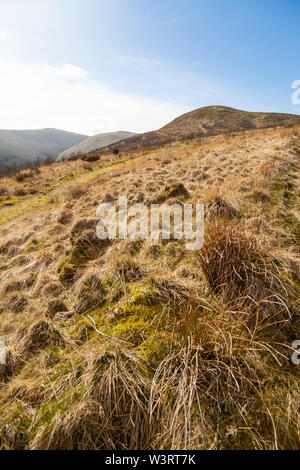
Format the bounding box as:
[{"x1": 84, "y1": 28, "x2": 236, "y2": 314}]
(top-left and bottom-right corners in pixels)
[
  {"x1": 0, "y1": 128, "x2": 87, "y2": 172},
  {"x1": 58, "y1": 131, "x2": 137, "y2": 161},
  {"x1": 84, "y1": 105, "x2": 300, "y2": 157}
]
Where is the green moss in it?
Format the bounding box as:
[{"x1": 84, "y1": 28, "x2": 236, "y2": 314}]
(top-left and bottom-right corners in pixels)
[
  {"x1": 0, "y1": 196, "x2": 22, "y2": 207},
  {"x1": 162, "y1": 242, "x2": 185, "y2": 268},
  {"x1": 107, "y1": 315, "x2": 150, "y2": 344},
  {"x1": 58, "y1": 253, "x2": 81, "y2": 282},
  {"x1": 0, "y1": 195, "x2": 51, "y2": 225},
  {"x1": 139, "y1": 333, "x2": 175, "y2": 365},
  {"x1": 92, "y1": 293, "x2": 163, "y2": 345},
  {"x1": 246, "y1": 191, "x2": 271, "y2": 204},
  {"x1": 0, "y1": 402, "x2": 32, "y2": 449},
  {"x1": 277, "y1": 214, "x2": 300, "y2": 242},
  {"x1": 116, "y1": 302, "x2": 161, "y2": 321},
  {"x1": 127, "y1": 283, "x2": 160, "y2": 306},
  {"x1": 25, "y1": 237, "x2": 51, "y2": 252},
  {"x1": 38, "y1": 395, "x2": 73, "y2": 426},
  {"x1": 69, "y1": 317, "x2": 96, "y2": 342}
]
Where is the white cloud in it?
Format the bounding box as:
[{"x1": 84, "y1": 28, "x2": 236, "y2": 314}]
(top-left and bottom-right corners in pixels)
[
  {"x1": 0, "y1": 58, "x2": 187, "y2": 135},
  {"x1": 46, "y1": 64, "x2": 88, "y2": 80},
  {"x1": 0, "y1": 29, "x2": 8, "y2": 40}
]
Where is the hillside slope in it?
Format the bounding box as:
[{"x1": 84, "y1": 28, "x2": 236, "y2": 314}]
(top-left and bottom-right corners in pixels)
[
  {"x1": 86, "y1": 106, "x2": 300, "y2": 157},
  {"x1": 0, "y1": 128, "x2": 87, "y2": 171},
  {"x1": 0, "y1": 123, "x2": 299, "y2": 450},
  {"x1": 58, "y1": 131, "x2": 137, "y2": 161}
]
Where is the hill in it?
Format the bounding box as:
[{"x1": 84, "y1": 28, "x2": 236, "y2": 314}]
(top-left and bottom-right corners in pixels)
[
  {"x1": 85, "y1": 106, "x2": 300, "y2": 157},
  {"x1": 58, "y1": 131, "x2": 137, "y2": 161},
  {"x1": 0, "y1": 115, "x2": 299, "y2": 450},
  {"x1": 0, "y1": 128, "x2": 87, "y2": 172}
]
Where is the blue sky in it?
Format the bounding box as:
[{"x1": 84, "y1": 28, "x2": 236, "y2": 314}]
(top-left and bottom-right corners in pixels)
[{"x1": 0, "y1": 0, "x2": 299, "y2": 134}]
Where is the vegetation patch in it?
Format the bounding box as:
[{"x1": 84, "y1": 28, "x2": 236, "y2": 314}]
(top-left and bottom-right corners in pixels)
[
  {"x1": 58, "y1": 230, "x2": 110, "y2": 282},
  {"x1": 22, "y1": 321, "x2": 65, "y2": 354},
  {"x1": 74, "y1": 275, "x2": 106, "y2": 314},
  {"x1": 197, "y1": 218, "x2": 289, "y2": 306},
  {"x1": 154, "y1": 183, "x2": 190, "y2": 203},
  {"x1": 0, "y1": 196, "x2": 22, "y2": 207}
]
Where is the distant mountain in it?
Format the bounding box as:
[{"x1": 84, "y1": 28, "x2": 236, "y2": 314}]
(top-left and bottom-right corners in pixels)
[
  {"x1": 0, "y1": 128, "x2": 87, "y2": 172},
  {"x1": 86, "y1": 106, "x2": 300, "y2": 157},
  {"x1": 58, "y1": 131, "x2": 137, "y2": 161}
]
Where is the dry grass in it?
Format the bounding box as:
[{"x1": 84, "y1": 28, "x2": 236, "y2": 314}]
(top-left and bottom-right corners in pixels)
[
  {"x1": 197, "y1": 218, "x2": 291, "y2": 308},
  {"x1": 29, "y1": 346, "x2": 151, "y2": 450},
  {"x1": 0, "y1": 125, "x2": 299, "y2": 449}
]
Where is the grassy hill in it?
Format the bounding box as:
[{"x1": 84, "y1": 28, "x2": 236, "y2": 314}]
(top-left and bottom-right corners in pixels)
[
  {"x1": 58, "y1": 131, "x2": 137, "y2": 161},
  {"x1": 0, "y1": 128, "x2": 87, "y2": 172},
  {"x1": 0, "y1": 113, "x2": 299, "y2": 450},
  {"x1": 85, "y1": 106, "x2": 300, "y2": 157}
]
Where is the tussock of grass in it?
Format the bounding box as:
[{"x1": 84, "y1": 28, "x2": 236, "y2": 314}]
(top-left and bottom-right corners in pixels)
[
  {"x1": 58, "y1": 229, "x2": 110, "y2": 282},
  {"x1": 197, "y1": 218, "x2": 291, "y2": 309},
  {"x1": 74, "y1": 274, "x2": 106, "y2": 315},
  {"x1": 205, "y1": 195, "x2": 239, "y2": 221},
  {"x1": 153, "y1": 183, "x2": 190, "y2": 204},
  {"x1": 28, "y1": 347, "x2": 151, "y2": 450},
  {"x1": 22, "y1": 321, "x2": 66, "y2": 354}
]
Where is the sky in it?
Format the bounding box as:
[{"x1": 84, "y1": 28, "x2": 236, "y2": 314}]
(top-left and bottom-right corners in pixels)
[{"x1": 0, "y1": 0, "x2": 299, "y2": 135}]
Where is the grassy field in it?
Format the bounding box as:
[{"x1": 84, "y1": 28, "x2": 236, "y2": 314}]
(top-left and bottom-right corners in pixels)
[{"x1": 0, "y1": 125, "x2": 299, "y2": 450}]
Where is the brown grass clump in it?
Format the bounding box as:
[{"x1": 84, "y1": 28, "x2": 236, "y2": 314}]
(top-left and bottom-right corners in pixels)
[
  {"x1": 205, "y1": 196, "x2": 238, "y2": 221},
  {"x1": 0, "y1": 186, "x2": 8, "y2": 196},
  {"x1": 58, "y1": 228, "x2": 111, "y2": 282},
  {"x1": 0, "y1": 237, "x2": 22, "y2": 255},
  {"x1": 13, "y1": 187, "x2": 27, "y2": 197},
  {"x1": 74, "y1": 274, "x2": 106, "y2": 314},
  {"x1": 150, "y1": 331, "x2": 298, "y2": 449},
  {"x1": 4, "y1": 273, "x2": 36, "y2": 293},
  {"x1": 22, "y1": 321, "x2": 65, "y2": 354},
  {"x1": 112, "y1": 256, "x2": 144, "y2": 283},
  {"x1": 197, "y1": 219, "x2": 289, "y2": 306},
  {"x1": 9, "y1": 295, "x2": 28, "y2": 313},
  {"x1": 29, "y1": 347, "x2": 152, "y2": 450},
  {"x1": 146, "y1": 289, "x2": 300, "y2": 449},
  {"x1": 56, "y1": 210, "x2": 73, "y2": 225},
  {"x1": 150, "y1": 278, "x2": 189, "y2": 306},
  {"x1": 46, "y1": 299, "x2": 68, "y2": 319},
  {"x1": 13, "y1": 170, "x2": 35, "y2": 182},
  {"x1": 68, "y1": 184, "x2": 86, "y2": 199},
  {"x1": 70, "y1": 217, "x2": 99, "y2": 239},
  {"x1": 0, "y1": 350, "x2": 21, "y2": 384},
  {"x1": 153, "y1": 183, "x2": 190, "y2": 204}
]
